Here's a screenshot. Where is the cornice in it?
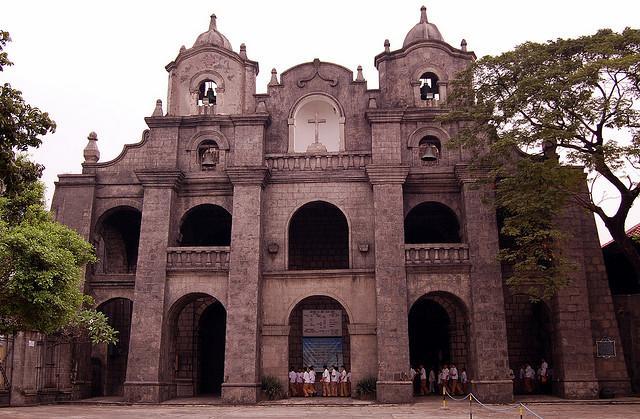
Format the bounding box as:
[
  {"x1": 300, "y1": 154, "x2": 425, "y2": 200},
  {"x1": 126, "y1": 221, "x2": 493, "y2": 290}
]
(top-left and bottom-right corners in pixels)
[
  {"x1": 135, "y1": 169, "x2": 184, "y2": 188},
  {"x1": 374, "y1": 39, "x2": 476, "y2": 68},
  {"x1": 366, "y1": 165, "x2": 410, "y2": 185},
  {"x1": 268, "y1": 170, "x2": 368, "y2": 184},
  {"x1": 365, "y1": 110, "x2": 405, "y2": 123},
  {"x1": 229, "y1": 114, "x2": 271, "y2": 127},
  {"x1": 55, "y1": 174, "x2": 96, "y2": 187},
  {"x1": 165, "y1": 44, "x2": 259, "y2": 75},
  {"x1": 225, "y1": 166, "x2": 270, "y2": 186}
]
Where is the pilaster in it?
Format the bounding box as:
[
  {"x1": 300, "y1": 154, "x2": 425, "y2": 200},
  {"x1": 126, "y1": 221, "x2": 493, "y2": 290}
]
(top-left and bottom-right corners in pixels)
[{"x1": 124, "y1": 170, "x2": 183, "y2": 403}]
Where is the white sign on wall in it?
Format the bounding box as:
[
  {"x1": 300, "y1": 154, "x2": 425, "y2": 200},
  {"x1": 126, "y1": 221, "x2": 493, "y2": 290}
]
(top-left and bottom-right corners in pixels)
[{"x1": 303, "y1": 309, "x2": 342, "y2": 337}]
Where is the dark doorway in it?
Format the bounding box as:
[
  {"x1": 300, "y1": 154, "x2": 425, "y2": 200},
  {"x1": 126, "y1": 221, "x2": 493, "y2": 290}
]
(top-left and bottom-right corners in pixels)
[
  {"x1": 408, "y1": 298, "x2": 450, "y2": 369},
  {"x1": 96, "y1": 207, "x2": 141, "y2": 273},
  {"x1": 95, "y1": 298, "x2": 133, "y2": 396},
  {"x1": 405, "y1": 202, "x2": 461, "y2": 244},
  {"x1": 198, "y1": 302, "x2": 226, "y2": 395},
  {"x1": 288, "y1": 201, "x2": 349, "y2": 270},
  {"x1": 180, "y1": 204, "x2": 232, "y2": 246}
]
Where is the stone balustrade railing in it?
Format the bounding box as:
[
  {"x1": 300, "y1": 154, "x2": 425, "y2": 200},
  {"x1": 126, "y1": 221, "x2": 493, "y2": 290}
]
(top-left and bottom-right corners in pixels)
[
  {"x1": 166, "y1": 246, "x2": 230, "y2": 271},
  {"x1": 405, "y1": 243, "x2": 470, "y2": 265},
  {"x1": 265, "y1": 152, "x2": 371, "y2": 171}
]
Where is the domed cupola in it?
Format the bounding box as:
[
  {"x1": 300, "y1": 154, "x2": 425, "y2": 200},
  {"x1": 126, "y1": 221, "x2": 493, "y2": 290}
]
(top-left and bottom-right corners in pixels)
[
  {"x1": 403, "y1": 5, "x2": 444, "y2": 47},
  {"x1": 193, "y1": 14, "x2": 233, "y2": 50}
]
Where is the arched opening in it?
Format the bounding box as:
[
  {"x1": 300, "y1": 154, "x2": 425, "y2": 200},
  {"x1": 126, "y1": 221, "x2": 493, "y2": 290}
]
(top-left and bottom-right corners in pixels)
[
  {"x1": 288, "y1": 201, "x2": 349, "y2": 270},
  {"x1": 408, "y1": 293, "x2": 469, "y2": 396},
  {"x1": 198, "y1": 80, "x2": 217, "y2": 106},
  {"x1": 179, "y1": 204, "x2": 232, "y2": 246},
  {"x1": 288, "y1": 296, "x2": 351, "y2": 397},
  {"x1": 419, "y1": 72, "x2": 440, "y2": 101},
  {"x1": 404, "y1": 202, "x2": 461, "y2": 244},
  {"x1": 91, "y1": 298, "x2": 133, "y2": 396},
  {"x1": 95, "y1": 207, "x2": 141, "y2": 274},
  {"x1": 292, "y1": 96, "x2": 342, "y2": 153},
  {"x1": 197, "y1": 140, "x2": 220, "y2": 171},
  {"x1": 418, "y1": 135, "x2": 441, "y2": 165},
  {"x1": 168, "y1": 293, "x2": 226, "y2": 397},
  {"x1": 504, "y1": 294, "x2": 554, "y2": 395}
]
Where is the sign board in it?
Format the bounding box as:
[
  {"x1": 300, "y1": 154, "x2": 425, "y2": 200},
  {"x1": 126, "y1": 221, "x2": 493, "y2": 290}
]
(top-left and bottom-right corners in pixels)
[
  {"x1": 303, "y1": 309, "x2": 342, "y2": 337},
  {"x1": 303, "y1": 337, "x2": 343, "y2": 369},
  {"x1": 596, "y1": 338, "x2": 616, "y2": 358}
]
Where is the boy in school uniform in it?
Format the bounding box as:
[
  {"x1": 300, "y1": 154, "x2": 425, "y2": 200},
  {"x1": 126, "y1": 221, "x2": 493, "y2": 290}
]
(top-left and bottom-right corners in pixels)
[
  {"x1": 303, "y1": 367, "x2": 312, "y2": 397},
  {"x1": 296, "y1": 368, "x2": 304, "y2": 396},
  {"x1": 428, "y1": 367, "x2": 436, "y2": 394},
  {"x1": 322, "y1": 365, "x2": 330, "y2": 396},
  {"x1": 345, "y1": 369, "x2": 352, "y2": 397},
  {"x1": 289, "y1": 367, "x2": 298, "y2": 397},
  {"x1": 330, "y1": 366, "x2": 339, "y2": 396},
  {"x1": 309, "y1": 365, "x2": 317, "y2": 396},
  {"x1": 419, "y1": 364, "x2": 427, "y2": 396},
  {"x1": 339, "y1": 365, "x2": 347, "y2": 397}
]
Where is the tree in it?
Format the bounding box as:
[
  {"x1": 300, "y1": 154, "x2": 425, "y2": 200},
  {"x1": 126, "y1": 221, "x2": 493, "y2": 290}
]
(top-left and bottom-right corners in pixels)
[
  {"x1": 0, "y1": 30, "x2": 116, "y2": 344},
  {"x1": 444, "y1": 28, "x2": 640, "y2": 296}
]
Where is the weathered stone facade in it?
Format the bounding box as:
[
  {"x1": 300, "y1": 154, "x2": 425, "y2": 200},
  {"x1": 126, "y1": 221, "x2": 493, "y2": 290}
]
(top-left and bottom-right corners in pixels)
[{"x1": 1, "y1": 6, "x2": 631, "y2": 406}]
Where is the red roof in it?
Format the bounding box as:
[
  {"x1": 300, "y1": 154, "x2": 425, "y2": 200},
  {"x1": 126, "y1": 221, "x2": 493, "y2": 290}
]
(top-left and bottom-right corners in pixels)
[{"x1": 601, "y1": 223, "x2": 640, "y2": 248}]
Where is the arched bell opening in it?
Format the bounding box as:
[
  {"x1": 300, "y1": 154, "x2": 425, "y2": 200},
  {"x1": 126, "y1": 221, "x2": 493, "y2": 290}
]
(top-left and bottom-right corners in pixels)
[
  {"x1": 404, "y1": 202, "x2": 461, "y2": 244},
  {"x1": 418, "y1": 135, "x2": 441, "y2": 165},
  {"x1": 91, "y1": 298, "x2": 133, "y2": 397},
  {"x1": 419, "y1": 72, "x2": 440, "y2": 101},
  {"x1": 197, "y1": 80, "x2": 217, "y2": 106},
  {"x1": 166, "y1": 293, "x2": 226, "y2": 397},
  {"x1": 288, "y1": 201, "x2": 349, "y2": 270},
  {"x1": 178, "y1": 204, "x2": 232, "y2": 246},
  {"x1": 197, "y1": 140, "x2": 220, "y2": 171}
]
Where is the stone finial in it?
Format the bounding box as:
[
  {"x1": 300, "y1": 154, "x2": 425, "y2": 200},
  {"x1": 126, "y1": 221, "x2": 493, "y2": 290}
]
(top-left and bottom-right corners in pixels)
[
  {"x1": 420, "y1": 5, "x2": 428, "y2": 23},
  {"x1": 268, "y1": 68, "x2": 279, "y2": 86},
  {"x1": 355, "y1": 65, "x2": 365, "y2": 82},
  {"x1": 180, "y1": 45, "x2": 186, "y2": 53},
  {"x1": 384, "y1": 39, "x2": 390, "y2": 53},
  {"x1": 152, "y1": 99, "x2": 163, "y2": 117},
  {"x1": 83, "y1": 131, "x2": 100, "y2": 163},
  {"x1": 461, "y1": 39, "x2": 467, "y2": 52},
  {"x1": 368, "y1": 97, "x2": 378, "y2": 109},
  {"x1": 256, "y1": 101, "x2": 267, "y2": 113},
  {"x1": 209, "y1": 13, "x2": 217, "y2": 30},
  {"x1": 239, "y1": 43, "x2": 247, "y2": 59}
]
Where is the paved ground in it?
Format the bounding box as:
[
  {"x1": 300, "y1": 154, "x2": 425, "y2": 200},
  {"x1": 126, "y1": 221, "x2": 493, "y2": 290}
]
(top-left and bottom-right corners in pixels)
[{"x1": 1, "y1": 398, "x2": 640, "y2": 419}]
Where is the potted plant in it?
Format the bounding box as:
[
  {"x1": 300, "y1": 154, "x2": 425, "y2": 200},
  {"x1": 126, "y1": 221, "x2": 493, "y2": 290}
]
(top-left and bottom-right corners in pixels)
[
  {"x1": 261, "y1": 375, "x2": 284, "y2": 401},
  {"x1": 355, "y1": 376, "x2": 377, "y2": 400}
]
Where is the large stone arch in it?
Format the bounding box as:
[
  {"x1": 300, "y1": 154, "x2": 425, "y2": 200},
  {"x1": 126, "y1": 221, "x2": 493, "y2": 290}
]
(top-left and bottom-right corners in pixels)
[
  {"x1": 177, "y1": 204, "x2": 232, "y2": 246},
  {"x1": 92, "y1": 205, "x2": 142, "y2": 274},
  {"x1": 404, "y1": 201, "x2": 462, "y2": 244}
]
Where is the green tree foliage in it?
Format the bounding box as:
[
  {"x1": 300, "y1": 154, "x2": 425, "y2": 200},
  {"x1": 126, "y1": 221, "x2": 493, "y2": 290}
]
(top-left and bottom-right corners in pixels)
[
  {"x1": 0, "y1": 30, "x2": 116, "y2": 344},
  {"x1": 444, "y1": 28, "x2": 640, "y2": 296}
]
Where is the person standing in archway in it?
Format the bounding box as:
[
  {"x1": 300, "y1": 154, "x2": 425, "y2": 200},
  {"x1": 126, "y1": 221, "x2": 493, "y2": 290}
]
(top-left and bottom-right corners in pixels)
[
  {"x1": 419, "y1": 364, "x2": 427, "y2": 396},
  {"x1": 428, "y1": 367, "x2": 437, "y2": 394},
  {"x1": 289, "y1": 367, "x2": 298, "y2": 397},
  {"x1": 330, "y1": 366, "x2": 339, "y2": 396},
  {"x1": 322, "y1": 365, "x2": 330, "y2": 396}
]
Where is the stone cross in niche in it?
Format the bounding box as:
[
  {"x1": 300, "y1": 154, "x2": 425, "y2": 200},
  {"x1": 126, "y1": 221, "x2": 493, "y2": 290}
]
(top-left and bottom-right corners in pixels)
[{"x1": 307, "y1": 112, "x2": 326, "y2": 145}]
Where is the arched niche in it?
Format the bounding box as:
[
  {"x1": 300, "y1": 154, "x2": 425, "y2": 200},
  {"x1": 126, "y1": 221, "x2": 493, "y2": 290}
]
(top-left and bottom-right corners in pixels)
[
  {"x1": 288, "y1": 93, "x2": 345, "y2": 153},
  {"x1": 93, "y1": 206, "x2": 142, "y2": 274},
  {"x1": 408, "y1": 126, "x2": 451, "y2": 166},
  {"x1": 411, "y1": 66, "x2": 447, "y2": 106},
  {"x1": 178, "y1": 204, "x2": 232, "y2": 246},
  {"x1": 186, "y1": 130, "x2": 230, "y2": 172},
  {"x1": 287, "y1": 201, "x2": 350, "y2": 270},
  {"x1": 189, "y1": 70, "x2": 226, "y2": 114},
  {"x1": 404, "y1": 202, "x2": 462, "y2": 244}
]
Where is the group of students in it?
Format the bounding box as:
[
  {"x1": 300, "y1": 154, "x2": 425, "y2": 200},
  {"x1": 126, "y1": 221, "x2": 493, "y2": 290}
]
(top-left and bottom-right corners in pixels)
[
  {"x1": 288, "y1": 365, "x2": 351, "y2": 397},
  {"x1": 410, "y1": 363, "x2": 468, "y2": 396},
  {"x1": 509, "y1": 359, "x2": 552, "y2": 394}
]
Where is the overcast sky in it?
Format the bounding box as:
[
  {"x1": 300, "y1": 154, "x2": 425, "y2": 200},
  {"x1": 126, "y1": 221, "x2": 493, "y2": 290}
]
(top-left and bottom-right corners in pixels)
[{"x1": 2, "y1": 0, "x2": 639, "y2": 243}]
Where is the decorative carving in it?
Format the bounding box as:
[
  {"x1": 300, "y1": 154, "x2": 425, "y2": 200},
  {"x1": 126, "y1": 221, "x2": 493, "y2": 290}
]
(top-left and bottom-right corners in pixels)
[{"x1": 296, "y1": 58, "x2": 338, "y2": 88}]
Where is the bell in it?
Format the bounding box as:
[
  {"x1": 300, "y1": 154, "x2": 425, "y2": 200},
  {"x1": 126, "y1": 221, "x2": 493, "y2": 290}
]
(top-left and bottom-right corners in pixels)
[
  {"x1": 421, "y1": 144, "x2": 438, "y2": 161},
  {"x1": 206, "y1": 87, "x2": 216, "y2": 105},
  {"x1": 420, "y1": 83, "x2": 432, "y2": 100},
  {"x1": 201, "y1": 147, "x2": 219, "y2": 169}
]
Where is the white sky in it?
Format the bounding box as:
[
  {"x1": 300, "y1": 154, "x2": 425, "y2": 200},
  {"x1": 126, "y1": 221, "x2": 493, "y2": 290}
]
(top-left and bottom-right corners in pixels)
[{"x1": 2, "y1": 0, "x2": 639, "y2": 244}]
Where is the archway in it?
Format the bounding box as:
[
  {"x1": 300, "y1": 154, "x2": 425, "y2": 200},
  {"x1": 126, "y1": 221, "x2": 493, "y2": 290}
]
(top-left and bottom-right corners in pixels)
[
  {"x1": 504, "y1": 294, "x2": 554, "y2": 395},
  {"x1": 91, "y1": 298, "x2": 133, "y2": 396},
  {"x1": 168, "y1": 293, "x2": 226, "y2": 397},
  {"x1": 408, "y1": 292, "x2": 469, "y2": 396},
  {"x1": 95, "y1": 207, "x2": 141, "y2": 274},
  {"x1": 179, "y1": 204, "x2": 232, "y2": 246},
  {"x1": 288, "y1": 296, "x2": 350, "y2": 396},
  {"x1": 288, "y1": 201, "x2": 349, "y2": 270},
  {"x1": 291, "y1": 94, "x2": 343, "y2": 153},
  {"x1": 405, "y1": 202, "x2": 461, "y2": 244}
]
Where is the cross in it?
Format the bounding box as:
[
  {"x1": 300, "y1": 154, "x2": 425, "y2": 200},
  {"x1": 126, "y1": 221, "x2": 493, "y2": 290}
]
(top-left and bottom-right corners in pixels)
[{"x1": 307, "y1": 112, "x2": 326, "y2": 144}]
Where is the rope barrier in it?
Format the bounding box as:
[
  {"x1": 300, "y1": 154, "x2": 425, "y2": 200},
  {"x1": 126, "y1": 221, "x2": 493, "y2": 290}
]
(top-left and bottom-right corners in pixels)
[{"x1": 441, "y1": 387, "x2": 545, "y2": 418}]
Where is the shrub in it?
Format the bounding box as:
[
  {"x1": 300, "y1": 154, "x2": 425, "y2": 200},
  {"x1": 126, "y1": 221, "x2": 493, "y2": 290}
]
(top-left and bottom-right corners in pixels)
[
  {"x1": 356, "y1": 376, "x2": 377, "y2": 397},
  {"x1": 261, "y1": 375, "x2": 284, "y2": 400}
]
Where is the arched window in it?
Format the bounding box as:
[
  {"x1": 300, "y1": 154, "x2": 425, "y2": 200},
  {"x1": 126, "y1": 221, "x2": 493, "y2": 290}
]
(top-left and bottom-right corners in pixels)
[
  {"x1": 419, "y1": 72, "x2": 439, "y2": 101},
  {"x1": 290, "y1": 94, "x2": 345, "y2": 153},
  {"x1": 197, "y1": 140, "x2": 220, "y2": 170},
  {"x1": 288, "y1": 201, "x2": 349, "y2": 270},
  {"x1": 95, "y1": 207, "x2": 142, "y2": 274},
  {"x1": 405, "y1": 202, "x2": 461, "y2": 243},
  {"x1": 418, "y1": 135, "x2": 441, "y2": 165},
  {"x1": 198, "y1": 80, "x2": 217, "y2": 106},
  {"x1": 179, "y1": 204, "x2": 232, "y2": 246}
]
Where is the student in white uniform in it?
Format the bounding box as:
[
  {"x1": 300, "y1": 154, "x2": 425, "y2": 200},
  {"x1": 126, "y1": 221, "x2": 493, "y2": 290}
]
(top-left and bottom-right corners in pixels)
[
  {"x1": 442, "y1": 364, "x2": 450, "y2": 393},
  {"x1": 289, "y1": 367, "x2": 298, "y2": 397},
  {"x1": 449, "y1": 364, "x2": 460, "y2": 395},
  {"x1": 296, "y1": 368, "x2": 304, "y2": 397},
  {"x1": 330, "y1": 365, "x2": 339, "y2": 396},
  {"x1": 322, "y1": 365, "x2": 330, "y2": 397},
  {"x1": 339, "y1": 365, "x2": 347, "y2": 397},
  {"x1": 419, "y1": 364, "x2": 427, "y2": 396},
  {"x1": 461, "y1": 367, "x2": 468, "y2": 394},
  {"x1": 308, "y1": 365, "x2": 316, "y2": 396},
  {"x1": 303, "y1": 367, "x2": 312, "y2": 397},
  {"x1": 345, "y1": 369, "x2": 352, "y2": 397},
  {"x1": 428, "y1": 368, "x2": 436, "y2": 394}
]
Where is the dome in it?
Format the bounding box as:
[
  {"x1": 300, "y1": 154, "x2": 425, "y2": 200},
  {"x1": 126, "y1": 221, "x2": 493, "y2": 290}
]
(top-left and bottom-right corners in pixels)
[
  {"x1": 193, "y1": 14, "x2": 232, "y2": 50},
  {"x1": 402, "y1": 6, "x2": 443, "y2": 47}
]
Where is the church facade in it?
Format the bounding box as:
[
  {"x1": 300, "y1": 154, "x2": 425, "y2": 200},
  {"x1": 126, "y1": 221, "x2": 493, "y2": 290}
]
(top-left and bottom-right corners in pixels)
[{"x1": 0, "y1": 7, "x2": 631, "y2": 406}]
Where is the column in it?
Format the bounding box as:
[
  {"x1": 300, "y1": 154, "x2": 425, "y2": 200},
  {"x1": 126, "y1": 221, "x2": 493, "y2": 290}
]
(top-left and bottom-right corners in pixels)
[
  {"x1": 456, "y1": 165, "x2": 511, "y2": 403},
  {"x1": 123, "y1": 170, "x2": 182, "y2": 402},
  {"x1": 222, "y1": 167, "x2": 269, "y2": 403},
  {"x1": 367, "y1": 165, "x2": 413, "y2": 403}
]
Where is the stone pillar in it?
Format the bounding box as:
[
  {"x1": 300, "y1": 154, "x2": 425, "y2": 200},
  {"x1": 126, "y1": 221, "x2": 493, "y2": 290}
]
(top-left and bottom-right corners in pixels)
[
  {"x1": 367, "y1": 165, "x2": 413, "y2": 403},
  {"x1": 222, "y1": 167, "x2": 269, "y2": 403},
  {"x1": 455, "y1": 166, "x2": 512, "y2": 403},
  {"x1": 347, "y1": 323, "x2": 378, "y2": 388},
  {"x1": 123, "y1": 170, "x2": 182, "y2": 402}
]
